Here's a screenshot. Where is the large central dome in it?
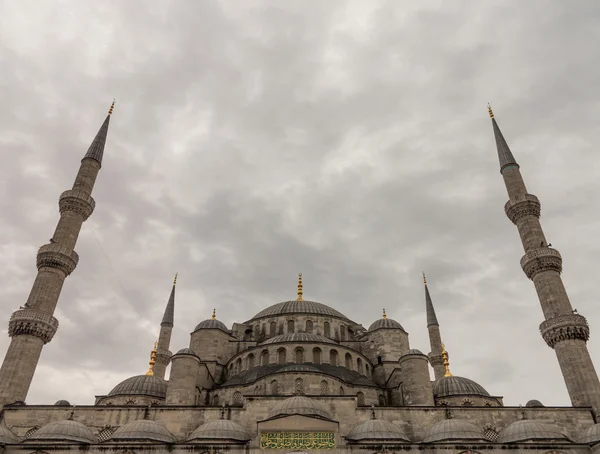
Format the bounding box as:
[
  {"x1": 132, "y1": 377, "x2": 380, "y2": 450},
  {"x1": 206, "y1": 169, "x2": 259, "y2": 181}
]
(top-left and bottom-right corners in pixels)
[{"x1": 247, "y1": 300, "x2": 351, "y2": 322}]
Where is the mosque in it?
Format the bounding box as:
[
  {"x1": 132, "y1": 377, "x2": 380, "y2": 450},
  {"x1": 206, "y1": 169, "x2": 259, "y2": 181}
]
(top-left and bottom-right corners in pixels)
[{"x1": 0, "y1": 102, "x2": 599, "y2": 452}]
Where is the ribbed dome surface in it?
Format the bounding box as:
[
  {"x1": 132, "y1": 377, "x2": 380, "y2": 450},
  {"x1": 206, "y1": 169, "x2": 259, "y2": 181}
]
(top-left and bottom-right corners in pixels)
[
  {"x1": 261, "y1": 333, "x2": 337, "y2": 345},
  {"x1": 433, "y1": 376, "x2": 490, "y2": 397},
  {"x1": 579, "y1": 423, "x2": 600, "y2": 445},
  {"x1": 175, "y1": 348, "x2": 197, "y2": 356},
  {"x1": 54, "y1": 400, "x2": 71, "y2": 406},
  {"x1": 109, "y1": 419, "x2": 175, "y2": 442},
  {"x1": 188, "y1": 420, "x2": 251, "y2": 442},
  {"x1": 346, "y1": 419, "x2": 410, "y2": 442},
  {"x1": 194, "y1": 318, "x2": 229, "y2": 333},
  {"x1": 248, "y1": 301, "x2": 349, "y2": 321},
  {"x1": 498, "y1": 419, "x2": 568, "y2": 443},
  {"x1": 0, "y1": 424, "x2": 20, "y2": 444},
  {"x1": 368, "y1": 318, "x2": 404, "y2": 331},
  {"x1": 27, "y1": 420, "x2": 97, "y2": 444},
  {"x1": 423, "y1": 419, "x2": 487, "y2": 443},
  {"x1": 108, "y1": 375, "x2": 167, "y2": 398},
  {"x1": 525, "y1": 399, "x2": 544, "y2": 408},
  {"x1": 268, "y1": 396, "x2": 331, "y2": 420}
]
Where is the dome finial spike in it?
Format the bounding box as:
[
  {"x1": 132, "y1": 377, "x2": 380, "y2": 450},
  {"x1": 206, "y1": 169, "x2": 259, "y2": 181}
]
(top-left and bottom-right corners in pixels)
[
  {"x1": 423, "y1": 271, "x2": 427, "y2": 284},
  {"x1": 487, "y1": 103, "x2": 494, "y2": 119},
  {"x1": 382, "y1": 308, "x2": 387, "y2": 319},
  {"x1": 173, "y1": 273, "x2": 178, "y2": 286},
  {"x1": 145, "y1": 341, "x2": 157, "y2": 376},
  {"x1": 441, "y1": 343, "x2": 452, "y2": 377},
  {"x1": 108, "y1": 99, "x2": 115, "y2": 116},
  {"x1": 211, "y1": 308, "x2": 216, "y2": 320},
  {"x1": 297, "y1": 273, "x2": 303, "y2": 301},
  {"x1": 220, "y1": 404, "x2": 226, "y2": 419}
]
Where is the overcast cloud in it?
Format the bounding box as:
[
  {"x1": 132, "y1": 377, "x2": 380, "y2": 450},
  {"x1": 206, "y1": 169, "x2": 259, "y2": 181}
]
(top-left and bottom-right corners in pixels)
[{"x1": 1, "y1": 0, "x2": 600, "y2": 406}]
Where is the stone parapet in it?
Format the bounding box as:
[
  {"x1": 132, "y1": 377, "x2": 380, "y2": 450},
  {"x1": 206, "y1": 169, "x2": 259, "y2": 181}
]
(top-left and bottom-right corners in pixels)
[
  {"x1": 428, "y1": 353, "x2": 443, "y2": 366},
  {"x1": 36, "y1": 244, "x2": 79, "y2": 275},
  {"x1": 540, "y1": 313, "x2": 590, "y2": 348},
  {"x1": 58, "y1": 189, "x2": 95, "y2": 220},
  {"x1": 520, "y1": 248, "x2": 562, "y2": 279},
  {"x1": 156, "y1": 350, "x2": 173, "y2": 364},
  {"x1": 8, "y1": 309, "x2": 59, "y2": 344},
  {"x1": 504, "y1": 193, "x2": 541, "y2": 224}
]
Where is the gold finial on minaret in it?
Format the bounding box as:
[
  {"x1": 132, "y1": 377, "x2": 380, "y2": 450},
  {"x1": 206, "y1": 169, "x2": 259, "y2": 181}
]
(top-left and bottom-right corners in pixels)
[
  {"x1": 211, "y1": 308, "x2": 216, "y2": 320},
  {"x1": 297, "y1": 273, "x2": 303, "y2": 301},
  {"x1": 145, "y1": 341, "x2": 157, "y2": 376},
  {"x1": 423, "y1": 271, "x2": 427, "y2": 284},
  {"x1": 487, "y1": 103, "x2": 494, "y2": 119},
  {"x1": 173, "y1": 273, "x2": 178, "y2": 286},
  {"x1": 441, "y1": 343, "x2": 452, "y2": 377},
  {"x1": 382, "y1": 308, "x2": 387, "y2": 319},
  {"x1": 108, "y1": 99, "x2": 115, "y2": 116}
]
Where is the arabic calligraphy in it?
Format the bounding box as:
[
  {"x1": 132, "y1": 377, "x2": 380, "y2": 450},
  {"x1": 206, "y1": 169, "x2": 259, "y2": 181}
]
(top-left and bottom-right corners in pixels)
[{"x1": 259, "y1": 432, "x2": 335, "y2": 449}]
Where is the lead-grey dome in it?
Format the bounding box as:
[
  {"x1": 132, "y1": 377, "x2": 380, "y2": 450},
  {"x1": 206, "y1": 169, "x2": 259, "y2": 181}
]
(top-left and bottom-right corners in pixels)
[
  {"x1": 194, "y1": 318, "x2": 229, "y2": 333},
  {"x1": 175, "y1": 348, "x2": 197, "y2": 356},
  {"x1": 525, "y1": 399, "x2": 544, "y2": 408},
  {"x1": 0, "y1": 424, "x2": 19, "y2": 444},
  {"x1": 423, "y1": 419, "x2": 488, "y2": 443},
  {"x1": 188, "y1": 420, "x2": 251, "y2": 442},
  {"x1": 109, "y1": 419, "x2": 175, "y2": 443},
  {"x1": 369, "y1": 318, "x2": 404, "y2": 331},
  {"x1": 108, "y1": 375, "x2": 167, "y2": 398},
  {"x1": 27, "y1": 420, "x2": 97, "y2": 444},
  {"x1": 54, "y1": 400, "x2": 71, "y2": 406},
  {"x1": 248, "y1": 301, "x2": 350, "y2": 322},
  {"x1": 433, "y1": 376, "x2": 490, "y2": 398},
  {"x1": 346, "y1": 419, "x2": 410, "y2": 442},
  {"x1": 268, "y1": 396, "x2": 331, "y2": 420},
  {"x1": 498, "y1": 419, "x2": 569, "y2": 443},
  {"x1": 261, "y1": 333, "x2": 337, "y2": 345},
  {"x1": 579, "y1": 423, "x2": 600, "y2": 445}
]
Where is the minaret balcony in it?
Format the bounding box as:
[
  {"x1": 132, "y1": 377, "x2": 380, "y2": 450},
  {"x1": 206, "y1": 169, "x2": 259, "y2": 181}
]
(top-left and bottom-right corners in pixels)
[
  {"x1": 36, "y1": 244, "x2": 79, "y2": 276},
  {"x1": 540, "y1": 313, "x2": 590, "y2": 348},
  {"x1": 8, "y1": 309, "x2": 59, "y2": 344},
  {"x1": 504, "y1": 194, "x2": 541, "y2": 224},
  {"x1": 520, "y1": 248, "x2": 562, "y2": 279},
  {"x1": 59, "y1": 189, "x2": 95, "y2": 220}
]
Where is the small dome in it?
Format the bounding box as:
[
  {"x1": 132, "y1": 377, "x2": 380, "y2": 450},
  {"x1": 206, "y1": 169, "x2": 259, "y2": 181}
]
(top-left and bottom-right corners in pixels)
[
  {"x1": 248, "y1": 300, "x2": 350, "y2": 322},
  {"x1": 498, "y1": 419, "x2": 569, "y2": 443},
  {"x1": 525, "y1": 399, "x2": 544, "y2": 408},
  {"x1": 433, "y1": 376, "x2": 490, "y2": 398},
  {"x1": 423, "y1": 419, "x2": 488, "y2": 443},
  {"x1": 108, "y1": 374, "x2": 167, "y2": 398},
  {"x1": 194, "y1": 318, "x2": 229, "y2": 333},
  {"x1": 278, "y1": 364, "x2": 321, "y2": 373},
  {"x1": 175, "y1": 348, "x2": 197, "y2": 356},
  {"x1": 401, "y1": 349, "x2": 425, "y2": 358},
  {"x1": 27, "y1": 420, "x2": 97, "y2": 444},
  {"x1": 0, "y1": 424, "x2": 19, "y2": 444},
  {"x1": 579, "y1": 423, "x2": 600, "y2": 445},
  {"x1": 54, "y1": 400, "x2": 71, "y2": 406},
  {"x1": 261, "y1": 333, "x2": 336, "y2": 345},
  {"x1": 268, "y1": 396, "x2": 331, "y2": 420},
  {"x1": 369, "y1": 318, "x2": 404, "y2": 331},
  {"x1": 346, "y1": 419, "x2": 410, "y2": 442},
  {"x1": 188, "y1": 419, "x2": 251, "y2": 442},
  {"x1": 109, "y1": 419, "x2": 175, "y2": 443}
]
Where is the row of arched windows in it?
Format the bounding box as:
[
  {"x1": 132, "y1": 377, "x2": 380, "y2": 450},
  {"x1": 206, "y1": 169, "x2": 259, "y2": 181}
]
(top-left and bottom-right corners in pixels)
[{"x1": 253, "y1": 320, "x2": 352, "y2": 340}]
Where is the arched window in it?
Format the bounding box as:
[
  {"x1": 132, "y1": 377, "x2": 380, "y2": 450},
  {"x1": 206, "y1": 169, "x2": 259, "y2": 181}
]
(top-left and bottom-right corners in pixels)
[
  {"x1": 236, "y1": 357, "x2": 242, "y2": 373},
  {"x1": 247, "y1": 353, "x2": 255, "y2": 368},
  {"x1": 330, "y1": 349, "x2": 338, "y2": 366},
  {"x1": 320, "y1": 380, "x2": 329, "y2": 395},
  {"x1": 262, "y1": 323, "x2": 267, "y2": 335},
  {"x1": 357, "y1": 358, "x2": 363, "y2": 374},
  {"x1": 278, "y1": 322, "x2": 284, "y2": 334},
  {"x1": 378, "y1": 394, "x2": 385, "y2": 406},
  {"x1": 357, "y1": 392, "x2": 365, "y2": 406},
  {"x1": 306, "y1": 320, "x2": 313, "y2": 333},
  {"x1": 340, "y1": 325, "x2": 346, "y2": 341},
  {"x1": 261, "y1": 349, "x2": 269, "y2": 366},
  {"x1": 213, "y1": 394, "x2": 219, "y2": 406},
  {"x1": 365, "y1": 364, "x2": 370, "y2": 376},
  {"x1": 377, "y1": 356, "x2": 383, "y2": 364},
  {"x1": 295, "y1": 347, "x2": 304, "y2": 363},
  {"x1": 271, "y1": 380, "x2": 279, "y2": 395},
  {"x1": 270, "y1": 321, "x2": 277, "y2": 336},
  {"x1": 462, "y1": 399, "x2": 474, "y2": 407},
  {"x1": 254, "y1": 325, "x2": 260, "y2": 337},
  {"x1": 277, "y1": 348, "x2": 286, "y2": 364},
  {"x1": 345, "y1": 353, "x2": 352, "y2": 369},
  {"x1": 232, "y1": 391, "x2": 243, "y2": 406},
  {"x1": 287, "y1": 320, "x2": 295, "y2": 333},
  {"x1": 339, "y1": 386, "x2": 344, "y2": 395},
  {"x1": 324, "y1": 322, "x2": 331, "y2": 337},
  {"x1": 295, "y1": 378, "x2": 304, "y2": 395},
  {"x1": 313, "y1": 347, "x2": 322, "y2": 364}
]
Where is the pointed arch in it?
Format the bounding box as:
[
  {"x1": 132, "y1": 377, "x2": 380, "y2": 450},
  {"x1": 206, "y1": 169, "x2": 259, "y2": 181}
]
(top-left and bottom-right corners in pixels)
[
  {"x1": 305, "y1": 320, "x2": 314, "y2": 333},
  {"x1": 324, "y1": 321, "x2": 331, "y2": 337},
  {"x1": 295, "y1": 347, "x2": 305, "y2": 363},
  {"x1": 261, "y1": 349, "x2": 270, "y2": 366},
  {"x1": 277, "y1": 347, "x2": 286, "y2": 364},
  {"x1": 313, "y1": 347, "x2": 322, "y2": 364},
  {"x1": 330, "y1": 349, "x2": 338, "y2": 366}
]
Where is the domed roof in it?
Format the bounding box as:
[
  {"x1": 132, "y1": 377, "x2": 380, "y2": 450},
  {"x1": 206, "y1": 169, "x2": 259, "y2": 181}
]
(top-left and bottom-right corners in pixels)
[
  {"x1": 400, "y1": 349, "x2": 425, "y2": 358},
  {"x1": 369, "y1": 317, "x2": 404, "y2": 331},
  {"x1": 54, "y1": 400, "x2": 71, "y2": 406},
  {"x1": 268, "y1": 396, "x2": 331, "y2": 420},
  {"x1": 188, "y1": 419, "x2": 251, "y2": 442},
  {"x1": 433, "y1": 376, "x2": 490, "y2": 398},
  {"x1": 194, "y1": 318, "x2": 229, "y2": 333},
  {"x1": 579, "y1": 423, "x2": 600, "y2": 445},
  {"x1": 175, "y1": 348, "x2": 197, "y2": 356},
  {"x1": 525, "y1": 399, "x2": 544, "y2": 408},
  {"x1": 278, "y1": 364, "x2": 322, "y2": 373},
  {"x1": 108, "y1": 374, "x2": 167, "y2": 398},
  {"x1": 0, "y1": 424, "x2": 19, "y2": 444},
  {"x1": 423, "y1": 419, "x2": 488, "y2": 443},
  {"x1": 27, "y1": 419, "x2": 97, "y2": 444},
  {"x1": 498, "y1": 419, "x2": 569, "y2": 443},
  {"x1": 261, "y1": 333, "x2": 336, "y2": 345},
  {"x1": 109, "y1": 419, "x2": 175, "y2": 443},
  {"x1": 346, "y1": 419, "x2": 410, "y2": 442},
  {"x1": 248, "y1": 300, "x2": 350, "y2": 322}
]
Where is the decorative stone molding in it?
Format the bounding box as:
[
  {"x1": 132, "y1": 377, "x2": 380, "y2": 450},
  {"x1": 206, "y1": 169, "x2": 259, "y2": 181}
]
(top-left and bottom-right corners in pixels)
[
  {"x1": 8, "y1": 309, "x2": 59, "y2": 344},
  {"x1": 58, "y1": 189, "x2": 95, "y2": 220},
  {"x1": 540, "y1": 314, "x2": 590, "y2": 348},
  {"x1": 520, "y1": 248, "x2": 562, "y2": 279},
  {"x1": 504, "y1": 194, "x2": 541, "y2": 224},
  {"x1": 36, "y1": 244, "x2": 79, "y2": 275},
  {"x1": 428, "y1": 353, "x2": 443, "y2": 366},
  {"x1": 155, "y1": 351, "x2": 173, "y2": 365}
]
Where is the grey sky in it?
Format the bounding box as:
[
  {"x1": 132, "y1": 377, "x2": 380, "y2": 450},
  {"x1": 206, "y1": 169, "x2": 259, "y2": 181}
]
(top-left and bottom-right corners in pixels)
[{"x1": 1, "y1": 0, "x2": 599, "y2": 406}]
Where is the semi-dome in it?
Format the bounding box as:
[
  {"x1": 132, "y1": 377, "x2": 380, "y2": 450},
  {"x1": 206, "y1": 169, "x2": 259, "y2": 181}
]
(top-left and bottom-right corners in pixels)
[
  {"x1": 261, "y1": 333, "x2": 337, "y2": 345},
  {"x1": 194, "y1": 318, "x2": 229, "y2": 333},
  {"x1": 423, "y1": 419, "x2": 488, "y2": 443},
  {"x1": 433, "y1": 376, "x2": 490, "y2": 398},
  {"x1": 26, "y1": 419, "x2": 97, "y2": 444},
  {"x1": 248, "y1": 300, "x2": 350, "y2": 322},
  {"x1": 579, "y1": 423, "x2": 600, "y2": 445},
  {"x1": 109, "y1": 419, "x2": 175, "y2": 443},
  {"x1": 268, "y1": 395, "x2": 331, "y2": 420},
  {"x1": 0, "y1": 424, "x2": 20, "y2": 444},
  {"x1": 188, "y1": 419, "x2": 251, "y2": 442},
  {"x1": 498, "y1": 419, "x2": 569, "y2": 443},
  {"x1": 108, "y1": 374, "x2": 167, "y2": 398},
  {"x1": 369, "y1": 317, "x2": 404, "y2": 331},
  {"x1": 346, "y1": 419, "x2": 410, "y2": 442},
  {"x1": 54, "y1": 400, "x2": 71, "y2": 406},
  {"x1": 525, "y1": 399, "x2": 544, "y2": 408}
]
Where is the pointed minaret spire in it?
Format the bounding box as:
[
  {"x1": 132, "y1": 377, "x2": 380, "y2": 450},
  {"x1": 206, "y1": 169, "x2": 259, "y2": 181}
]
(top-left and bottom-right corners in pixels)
[
  {"x1": 423, "y1": 272, "x2": 445, "y2": 380},
  {"x1": 161, "y1": 273, "x2": 177, "y2": 327},
  {"x1": 490, "y1": 106, "x2": 600, "y2": 413},
  {"x1": 0, "y1": 105, "x2": 112, "y2": 404},
  {"x1": 424, "y1": 272, "x2": 439, "y2": 327},
  {"x1": 154, "y1": 274, "x2": 177, "y2": 380},
  {"x1": 83, "y1": 100, "x2": 114, "y2": 165},
  {"x1": 297, "y1": 273, "x2": 303, "y2": 301}
]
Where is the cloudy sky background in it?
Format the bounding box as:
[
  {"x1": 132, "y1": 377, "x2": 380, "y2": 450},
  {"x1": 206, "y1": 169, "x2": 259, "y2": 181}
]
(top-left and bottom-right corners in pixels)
[{"x1": 1, "y1": 0, "x2": 600, "y2": 406}]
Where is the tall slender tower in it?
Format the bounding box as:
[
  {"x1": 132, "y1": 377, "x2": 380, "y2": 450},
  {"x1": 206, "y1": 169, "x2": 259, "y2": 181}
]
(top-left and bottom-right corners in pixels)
[
  {"x1": 489, "y1": 105, "x2": 600, "y2": 412},
  {"x1": 0, "y1": 103, "x2": 114, "y2": 404},
  {"x1": 154, "y1": 274, "x2": 176, "y2": 380},
  {"x1": 423, "y1": 273, "x2": 445, "y2": 381}
]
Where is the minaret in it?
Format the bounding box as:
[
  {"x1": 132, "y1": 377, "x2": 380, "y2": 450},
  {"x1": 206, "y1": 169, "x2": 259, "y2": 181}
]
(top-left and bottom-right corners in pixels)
[
  {"x1": 0, "y1": 102, "x2": 114, "y2": 404},
  {"x1": 489, "y1": 105, "x2": 600, "y2": 412},
  {"x1": 423, "y1": 273, "x2": 445, "y2": 380},
  {"x1": 154, "y1": 274, "x2": 176, "y2": 380}
]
